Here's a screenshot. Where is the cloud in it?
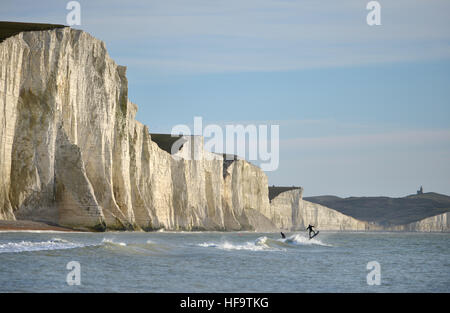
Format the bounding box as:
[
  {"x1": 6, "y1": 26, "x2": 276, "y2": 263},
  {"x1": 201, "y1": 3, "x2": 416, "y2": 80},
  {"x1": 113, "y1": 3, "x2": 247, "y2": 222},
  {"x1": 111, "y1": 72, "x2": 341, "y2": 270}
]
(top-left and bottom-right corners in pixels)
[
  {"x1": 91, "y1": 0, "x2": 450, "y2": 73},
  {"x1": 3, "y1": 0, "x2": 450, "y2": 73},
  {"x1": 281, "y1": 129, "x2": 450, "y2": 150}
]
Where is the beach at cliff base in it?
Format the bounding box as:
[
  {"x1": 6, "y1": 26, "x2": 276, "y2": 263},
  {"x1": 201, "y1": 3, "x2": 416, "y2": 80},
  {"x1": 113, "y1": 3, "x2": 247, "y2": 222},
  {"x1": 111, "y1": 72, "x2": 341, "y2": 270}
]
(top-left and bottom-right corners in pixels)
[{"x1": 0, "y1": 220, "x2": 78, "y2": 232}]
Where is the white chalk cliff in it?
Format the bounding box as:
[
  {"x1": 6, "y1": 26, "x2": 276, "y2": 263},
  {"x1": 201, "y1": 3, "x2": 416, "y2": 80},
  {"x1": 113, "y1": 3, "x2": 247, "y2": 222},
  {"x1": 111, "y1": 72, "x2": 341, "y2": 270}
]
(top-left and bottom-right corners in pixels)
[
  {"x1": 269, "y1": 188, "x2": 368, "y2": 231},
  {"x1": 0, "y1": 27, "x2": 275, "y2": 231},
  {"x1": 388, "y1": 212, "x2": 450, "y2": 232},
  {"x1": 269, "y1": 189, "x2": 450, "y2": 232},
  {"x1": 1, "y1": 27, "x2": 448, "y2": 232}
]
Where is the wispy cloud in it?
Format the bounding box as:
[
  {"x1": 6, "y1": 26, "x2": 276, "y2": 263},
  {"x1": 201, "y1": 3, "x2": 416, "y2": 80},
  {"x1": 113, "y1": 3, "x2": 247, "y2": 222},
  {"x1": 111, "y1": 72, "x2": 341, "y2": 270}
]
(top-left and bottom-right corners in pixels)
[
  {"x1": 281, "y1": 129, "x2": 450, "y2": 150},
  {"x1": 3, "y1": 0, "x2": 450, "y2": 73},
  {"x1": 92, "y1": 0, "x2": 450, "y2": 73}
]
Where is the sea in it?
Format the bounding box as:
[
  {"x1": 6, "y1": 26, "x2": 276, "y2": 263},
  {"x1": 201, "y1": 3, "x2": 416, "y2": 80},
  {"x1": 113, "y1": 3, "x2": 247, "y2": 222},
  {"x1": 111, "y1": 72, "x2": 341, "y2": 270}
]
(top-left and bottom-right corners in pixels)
[{"x1": 0, "y1": 231, "x2": 449, "y2": 292}]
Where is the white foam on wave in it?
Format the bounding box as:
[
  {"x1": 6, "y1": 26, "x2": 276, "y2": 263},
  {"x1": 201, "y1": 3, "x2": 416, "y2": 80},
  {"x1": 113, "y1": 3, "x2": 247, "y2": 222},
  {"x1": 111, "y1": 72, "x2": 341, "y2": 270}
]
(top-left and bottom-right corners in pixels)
[
  {"x1": 101, "y1": 238, "x2": 127, "y2": 246},
  {"x1": 100, "y1": 238, "x2": 167, "y2": 255},
  {"x1": 101, "y1": 238, "x2": 159, "y2": 248},
  {"x1": 198, "y1": 236, "x2": 285, "y2": 252},
  {"x1": 282, "y1": 234, "x2": 332, "y2": 247},
  {"x1": 0, "y1": 238, "x2": 86, "y2": 253},
  {"x1": 0, "y1": 236, "x2": 161, "y2": 254},
  {"x1": 197, "y1": 233, "x2": 331, "y2": 252}
]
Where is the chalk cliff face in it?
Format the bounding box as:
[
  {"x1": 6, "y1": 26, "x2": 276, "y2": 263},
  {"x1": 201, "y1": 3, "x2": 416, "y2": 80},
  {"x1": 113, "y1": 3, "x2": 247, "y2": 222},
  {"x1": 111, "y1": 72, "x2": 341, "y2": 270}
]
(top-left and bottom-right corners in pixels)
[
  {"x1": 270, "y1": 189, "x2": 450, "y2": 232},
  {"x1": 387, "y1": 212, "x2": 450, "y2": 232},
  {"x1": 0, "y1": 28, "x2": 272, "y2": 231},
  {"x1": 269, "y1": 189, "x2": 368, "y2": 231},
  {"x1": 222, "y1": 160, "x2": 275, "y2": 231},
  {"x1": 1, "y1": 27, "x2": 448, "y2": 233}
]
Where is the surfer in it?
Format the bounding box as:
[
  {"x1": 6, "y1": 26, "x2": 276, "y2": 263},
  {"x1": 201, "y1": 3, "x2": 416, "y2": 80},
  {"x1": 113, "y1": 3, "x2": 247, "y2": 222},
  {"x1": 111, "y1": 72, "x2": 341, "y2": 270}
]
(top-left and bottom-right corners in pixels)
[
  {"x1": 280, "y1": 232, "x2": 286, "y2": 239},
  {"x1": 306, "y1": 224, "x2": 317, "y2": 239}
]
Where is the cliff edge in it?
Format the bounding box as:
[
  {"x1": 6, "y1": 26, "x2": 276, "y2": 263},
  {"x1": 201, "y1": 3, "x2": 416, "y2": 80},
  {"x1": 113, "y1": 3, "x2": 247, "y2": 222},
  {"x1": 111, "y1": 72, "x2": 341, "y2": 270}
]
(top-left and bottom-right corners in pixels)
[{"x1": 269, "y1": 188, "x2": 368, "y2": 231}]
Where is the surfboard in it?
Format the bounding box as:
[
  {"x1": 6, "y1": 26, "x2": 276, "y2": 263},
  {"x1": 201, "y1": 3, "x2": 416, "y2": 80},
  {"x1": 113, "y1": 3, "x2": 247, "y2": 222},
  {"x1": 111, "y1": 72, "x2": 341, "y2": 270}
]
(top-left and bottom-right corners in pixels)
[{"x1": 309, "y1": 230, "x2": 319, "y2": 239}]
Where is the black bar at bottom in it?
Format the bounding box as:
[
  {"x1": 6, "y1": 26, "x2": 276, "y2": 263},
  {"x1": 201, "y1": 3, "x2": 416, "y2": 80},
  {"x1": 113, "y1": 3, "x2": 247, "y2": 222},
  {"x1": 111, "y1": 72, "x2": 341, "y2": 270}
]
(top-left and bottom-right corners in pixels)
[{"x1": 0, "y1": 293, "x2": 442, "y2": 312}]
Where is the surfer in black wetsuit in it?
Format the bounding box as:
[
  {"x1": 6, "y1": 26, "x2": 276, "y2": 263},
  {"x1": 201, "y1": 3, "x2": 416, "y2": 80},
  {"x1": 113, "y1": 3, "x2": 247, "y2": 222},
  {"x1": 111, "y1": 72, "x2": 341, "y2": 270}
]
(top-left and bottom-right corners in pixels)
[
  {"x1": 306, "y1": 224, "x2": 316, "y2": 239},
  {"x1": 280, "y1": 232, "x2": 286, "y2": 239}
]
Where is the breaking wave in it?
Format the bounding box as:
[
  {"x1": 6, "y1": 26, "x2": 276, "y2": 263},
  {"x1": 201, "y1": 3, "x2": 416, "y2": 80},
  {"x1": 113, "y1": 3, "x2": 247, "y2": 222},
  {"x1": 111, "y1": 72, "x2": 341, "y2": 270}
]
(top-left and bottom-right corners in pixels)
[
  {"x1": 0, "y1": 233, "x2": 331, "y2": 254},
  {"x1": 100, "y1": 238, "x2": 166, "y2": 254},
  {"x1": 197, "y1": 233, "x2": 331, "y2": 252},
  {"x1": 0, "y1": 238, "x2": 88, "y2": 253},
  {"x1": 198, "y1": 236, "x2": 286, "y2": 252},
  {"x1": 281, "y1": 234, "x2": 332, "y2": 247},
  {"x1": 101, "y1": 238, "x2": 127, "y2": 247},
  {"x1": 0, "y1": 237, "x2": 162, "y2": 254}
]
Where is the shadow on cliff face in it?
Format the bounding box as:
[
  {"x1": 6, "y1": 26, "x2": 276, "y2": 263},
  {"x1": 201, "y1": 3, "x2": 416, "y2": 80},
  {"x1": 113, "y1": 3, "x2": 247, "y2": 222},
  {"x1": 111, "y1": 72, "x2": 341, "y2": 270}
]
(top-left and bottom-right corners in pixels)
[{"x1": 9, "y1": 88, "x2": 59, "y2": 225}]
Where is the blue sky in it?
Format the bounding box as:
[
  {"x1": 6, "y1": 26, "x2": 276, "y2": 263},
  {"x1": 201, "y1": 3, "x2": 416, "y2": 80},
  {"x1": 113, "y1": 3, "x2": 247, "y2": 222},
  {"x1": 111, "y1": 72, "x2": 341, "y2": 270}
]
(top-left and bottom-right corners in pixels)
[{"x1": 2, "y1": 0, "x2": 450, "y2": 196}]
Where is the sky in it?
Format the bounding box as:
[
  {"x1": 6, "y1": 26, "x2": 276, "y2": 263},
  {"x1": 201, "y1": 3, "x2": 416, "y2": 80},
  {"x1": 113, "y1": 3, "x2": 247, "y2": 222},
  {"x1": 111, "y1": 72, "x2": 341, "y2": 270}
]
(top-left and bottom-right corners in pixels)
[{"x1": 2, "y1": 0, "x2": 450, "y2": 197}]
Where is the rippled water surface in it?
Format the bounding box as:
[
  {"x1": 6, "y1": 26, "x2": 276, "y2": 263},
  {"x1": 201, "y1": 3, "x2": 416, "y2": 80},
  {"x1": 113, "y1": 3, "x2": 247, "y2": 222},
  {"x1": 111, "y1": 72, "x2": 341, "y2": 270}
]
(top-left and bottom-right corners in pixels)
[{"x1": 0, "y1": 231, "x2": 448, "y2": 292}]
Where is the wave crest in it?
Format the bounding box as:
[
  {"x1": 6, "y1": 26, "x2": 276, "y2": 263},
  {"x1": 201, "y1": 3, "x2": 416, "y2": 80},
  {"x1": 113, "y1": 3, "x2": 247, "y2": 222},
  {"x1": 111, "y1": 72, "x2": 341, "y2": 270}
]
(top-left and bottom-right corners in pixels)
[
  {"x1": 198, "y1": 236, "x2": 286, "y2": 252},
  {"x1": 282, "y1": 234, "x2": 332, "y2": 247},
  {"x1": 197, "y1": 233, "x2": 331, "y2": 252},
  {"x1": 0, "y1": 238, "x2": 86, "y2": 253}
]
